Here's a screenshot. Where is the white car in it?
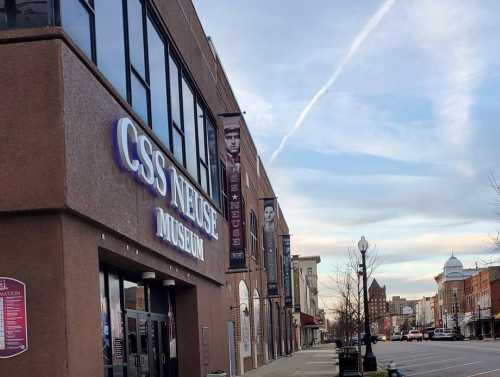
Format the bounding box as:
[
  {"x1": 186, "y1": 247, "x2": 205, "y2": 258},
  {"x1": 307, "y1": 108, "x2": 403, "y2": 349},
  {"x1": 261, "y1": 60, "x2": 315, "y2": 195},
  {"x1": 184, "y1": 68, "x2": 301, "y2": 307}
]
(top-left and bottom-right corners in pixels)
[
  {"x1": 433, "y1": 328, "x2": 464, "y2": 341},
  {"x1": 407, "y1": 330, "x2": 423, "y2": 341},
  {"x1": 390, "y1": 333, "x2": 403, "y2": 341}
]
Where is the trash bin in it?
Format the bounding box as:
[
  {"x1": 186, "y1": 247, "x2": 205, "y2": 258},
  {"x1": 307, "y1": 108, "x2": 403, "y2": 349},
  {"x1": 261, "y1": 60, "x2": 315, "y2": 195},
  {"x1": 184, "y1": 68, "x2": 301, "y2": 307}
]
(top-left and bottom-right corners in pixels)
[{"x1": 338, "y1": 347, "x2": 361, "y2": 377}]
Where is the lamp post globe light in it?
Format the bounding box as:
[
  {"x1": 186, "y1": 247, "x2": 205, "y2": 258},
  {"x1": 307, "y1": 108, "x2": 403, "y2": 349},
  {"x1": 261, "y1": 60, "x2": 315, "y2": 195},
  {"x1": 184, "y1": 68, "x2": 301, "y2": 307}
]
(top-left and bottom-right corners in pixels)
[{"x1": 358, "y1": 236, "x2": 377, "y2": 372}]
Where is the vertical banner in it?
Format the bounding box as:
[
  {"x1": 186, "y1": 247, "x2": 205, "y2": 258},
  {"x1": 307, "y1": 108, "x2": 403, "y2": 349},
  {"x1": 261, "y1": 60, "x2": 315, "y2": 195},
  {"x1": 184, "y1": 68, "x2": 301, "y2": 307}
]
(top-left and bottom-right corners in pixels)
[
  {"x1": 224, "y1": 116, "x2": 246, "y2": 269},
  {"x1": 263, "y1": 198, "x2": 278, "y2": 296},
  {"x1": 283, "y1": 235, "x2": 292, "y2": 307},
  {"x1": 0, "y1": 277, "x2": 28, "y2": 358}
]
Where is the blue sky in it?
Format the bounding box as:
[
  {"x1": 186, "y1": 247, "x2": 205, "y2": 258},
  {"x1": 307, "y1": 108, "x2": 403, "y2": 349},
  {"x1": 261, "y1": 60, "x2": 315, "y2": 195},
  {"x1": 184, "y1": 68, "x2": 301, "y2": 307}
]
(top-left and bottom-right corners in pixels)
[{"x1": 193, "y1": 0, "x2": 500, "y2": 306}]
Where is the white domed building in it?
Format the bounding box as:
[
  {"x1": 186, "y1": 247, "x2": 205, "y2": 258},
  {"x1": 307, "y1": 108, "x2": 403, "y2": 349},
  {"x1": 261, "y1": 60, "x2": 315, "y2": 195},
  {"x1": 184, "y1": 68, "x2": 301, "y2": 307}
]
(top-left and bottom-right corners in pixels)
[
  {"x1": 443, "y1": 255, "x2": 464, "y2": 282},
  {"x1": 434, "y1": 254, "x2": 475, "y2": 329}
]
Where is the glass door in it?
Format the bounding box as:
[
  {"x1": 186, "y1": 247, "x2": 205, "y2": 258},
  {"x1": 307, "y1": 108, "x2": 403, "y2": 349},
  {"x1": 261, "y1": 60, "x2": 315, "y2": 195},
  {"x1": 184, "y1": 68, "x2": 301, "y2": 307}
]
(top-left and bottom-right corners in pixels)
[
  {"x1": 126, "y1": 313, "x2": 140, "y2": 377},
  {"x1": 126, "y1": 311, "x2": 151, "y2": 377},
  {"x1": 127, "y1": 311, "x2": 173, "y2": 377},
  {"x1": 150, "y1": 315, "x2": 169, "y2": 377}
]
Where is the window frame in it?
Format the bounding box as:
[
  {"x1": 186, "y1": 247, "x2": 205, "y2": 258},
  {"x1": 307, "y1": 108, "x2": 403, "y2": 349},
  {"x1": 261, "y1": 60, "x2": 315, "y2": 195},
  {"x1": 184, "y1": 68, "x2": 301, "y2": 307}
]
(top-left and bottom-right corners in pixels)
[
  {"x1": 220, "y1": 160, "x2": 229, "y2": 220},
  {"x1": 57, "y1": 0, "x2": 223, "y2": 209}
]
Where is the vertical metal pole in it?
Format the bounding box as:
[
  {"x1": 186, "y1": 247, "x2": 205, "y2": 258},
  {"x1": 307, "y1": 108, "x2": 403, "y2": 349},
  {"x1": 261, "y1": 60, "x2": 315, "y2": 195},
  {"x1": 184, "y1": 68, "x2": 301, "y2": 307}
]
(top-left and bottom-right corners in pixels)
[
  {"x1": 362, "y1": 250, "x2": 377, "y2": 371},
  {"x1": 357, "y1": 272, "x2": 362, "y2": 373}
]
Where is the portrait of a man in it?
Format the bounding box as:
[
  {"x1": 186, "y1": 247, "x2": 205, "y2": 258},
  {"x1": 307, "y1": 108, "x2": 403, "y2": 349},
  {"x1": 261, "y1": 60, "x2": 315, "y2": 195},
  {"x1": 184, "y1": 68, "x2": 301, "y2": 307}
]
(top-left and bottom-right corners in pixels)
[{"x1": 224, "y1": 122, "x2": 241, "y2": 172}]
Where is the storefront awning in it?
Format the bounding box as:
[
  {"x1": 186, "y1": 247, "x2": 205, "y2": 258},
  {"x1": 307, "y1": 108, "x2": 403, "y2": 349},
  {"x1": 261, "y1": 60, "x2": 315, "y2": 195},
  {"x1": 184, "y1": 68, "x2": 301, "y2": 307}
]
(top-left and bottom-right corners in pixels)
[{"x1": 300, "y1": 312, "x2": 318, "y2": 326}]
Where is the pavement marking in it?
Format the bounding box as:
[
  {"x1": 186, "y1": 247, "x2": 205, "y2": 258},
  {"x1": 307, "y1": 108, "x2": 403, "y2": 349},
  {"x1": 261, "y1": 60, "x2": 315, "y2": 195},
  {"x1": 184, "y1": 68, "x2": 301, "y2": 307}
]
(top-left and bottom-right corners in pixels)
[
  {"x1": 379, "y1": 353, "x2": 439, "y2": 364},
  {"x1": 401, "y1": 356, "x2": 463, "y2": 369},
  {"x1": 421, "y1": 342, "x2": 500, "y2": 353},
  {"x1": 406, "y1": 361, "x2": 482, "y2": 376},
  {"x1": 466, "y1": 368, "x2": 500, "y2": 377}
]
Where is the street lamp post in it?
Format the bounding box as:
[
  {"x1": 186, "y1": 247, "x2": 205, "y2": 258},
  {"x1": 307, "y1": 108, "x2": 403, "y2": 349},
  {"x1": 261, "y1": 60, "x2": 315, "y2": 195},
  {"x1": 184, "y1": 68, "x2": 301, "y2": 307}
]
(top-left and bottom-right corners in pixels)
[{"x1": 358, "y1": 236, "x2": 377, "y2": 372}]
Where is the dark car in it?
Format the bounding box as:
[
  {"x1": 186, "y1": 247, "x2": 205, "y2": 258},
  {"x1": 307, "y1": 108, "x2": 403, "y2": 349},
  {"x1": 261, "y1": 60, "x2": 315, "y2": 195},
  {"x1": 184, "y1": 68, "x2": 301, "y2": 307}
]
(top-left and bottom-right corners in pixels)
[
  {"x1": 423, "y1": 327, "x2": 435, "y2": 340},
  {"x1": 361, "y1": 333, "x2": 378, "y2": 345}
]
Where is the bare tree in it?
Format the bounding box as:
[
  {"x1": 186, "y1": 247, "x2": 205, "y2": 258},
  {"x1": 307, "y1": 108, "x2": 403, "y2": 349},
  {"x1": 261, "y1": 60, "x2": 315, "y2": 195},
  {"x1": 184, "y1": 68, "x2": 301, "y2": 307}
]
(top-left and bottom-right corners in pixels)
[
  {"x1": 487, "y1": 174, "x2": 500, "y2": 263},
  {"x1": 326, "y1": 245, "x2": 381, "y2": 342}
]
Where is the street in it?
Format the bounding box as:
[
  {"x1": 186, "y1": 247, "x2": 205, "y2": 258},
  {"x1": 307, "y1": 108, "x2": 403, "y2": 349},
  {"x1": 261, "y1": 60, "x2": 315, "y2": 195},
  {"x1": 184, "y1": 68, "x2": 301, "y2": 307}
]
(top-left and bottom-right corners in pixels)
[
  {"x1": 242, "y1": 341, "x2": 500, "y2": 377},
  {"x1": 374, "y1": 340, "x2": 500, "y2": 377}
]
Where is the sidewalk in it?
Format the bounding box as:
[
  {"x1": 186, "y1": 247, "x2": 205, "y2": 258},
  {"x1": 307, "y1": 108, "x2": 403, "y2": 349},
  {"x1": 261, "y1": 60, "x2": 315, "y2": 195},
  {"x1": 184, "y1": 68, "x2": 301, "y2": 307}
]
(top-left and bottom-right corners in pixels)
[{"x1": 244, "y1": 344, "x2": 339, "y2": 377}]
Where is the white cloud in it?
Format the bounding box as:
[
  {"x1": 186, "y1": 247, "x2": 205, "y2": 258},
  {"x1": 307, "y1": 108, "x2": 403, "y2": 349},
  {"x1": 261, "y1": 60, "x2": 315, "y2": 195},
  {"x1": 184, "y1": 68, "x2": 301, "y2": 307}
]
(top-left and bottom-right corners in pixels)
[{"x1": 409, "y1": 0, "x2": 482, "y2": 146}]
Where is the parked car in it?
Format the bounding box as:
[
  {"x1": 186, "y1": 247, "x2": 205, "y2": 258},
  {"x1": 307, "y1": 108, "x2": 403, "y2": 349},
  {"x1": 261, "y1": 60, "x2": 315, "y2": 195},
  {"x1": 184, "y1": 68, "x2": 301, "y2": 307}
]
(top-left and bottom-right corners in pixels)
[
  {"x1": 432, "y1": 328, "x2": 464, "y2": 341},
  {"x1": 423, "y1": 327, "x2": 435, "y2": 340},
  {"x1": 390, "y1": 332, "x2": 403, "y2": 341},
  {"x1": 407, "y1": 329, "x2": 423, "y2": 341},
  {"x1": 360, "y1": 333, "x2": 378, "y2": 344},
  {"x1": 377, "y1": 334, "x2": 387, "y2": 342}
]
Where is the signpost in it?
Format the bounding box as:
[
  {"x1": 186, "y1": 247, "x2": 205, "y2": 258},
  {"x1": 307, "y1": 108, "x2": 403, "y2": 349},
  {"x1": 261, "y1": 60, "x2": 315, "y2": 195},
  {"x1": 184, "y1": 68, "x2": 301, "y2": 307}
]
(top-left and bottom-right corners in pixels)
[{"x1": 0, "y1": 277, "x2": 28, "y2": 358}]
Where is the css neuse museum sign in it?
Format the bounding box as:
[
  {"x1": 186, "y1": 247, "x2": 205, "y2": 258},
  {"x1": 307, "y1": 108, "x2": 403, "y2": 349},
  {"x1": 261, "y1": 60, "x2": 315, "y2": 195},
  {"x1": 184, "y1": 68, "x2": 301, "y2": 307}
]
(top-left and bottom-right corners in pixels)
[
  {"x1": 115, "y1": 118, "x2": 218, "y2": 262},
  {"x1": 0, "y1": 277, "x2": 28, "y2": 359}
]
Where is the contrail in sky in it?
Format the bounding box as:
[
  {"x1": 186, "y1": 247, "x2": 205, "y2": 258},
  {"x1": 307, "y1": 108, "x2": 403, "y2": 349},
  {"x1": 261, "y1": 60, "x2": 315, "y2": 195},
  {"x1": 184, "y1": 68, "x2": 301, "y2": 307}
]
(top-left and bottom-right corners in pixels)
[{"x1": 268, "y1": 0, "x2": 396, "y2": 165}]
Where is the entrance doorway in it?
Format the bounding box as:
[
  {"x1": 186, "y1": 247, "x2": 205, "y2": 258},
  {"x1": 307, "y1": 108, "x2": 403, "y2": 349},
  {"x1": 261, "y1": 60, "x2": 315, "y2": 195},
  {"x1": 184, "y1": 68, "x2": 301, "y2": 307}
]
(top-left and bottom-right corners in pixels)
[
  {"x1": 100, "y1": 266, "x2": 178, "y2": 377},
  {"x1": 125, "y1": 311, "x2": 175, "y2": 377}
]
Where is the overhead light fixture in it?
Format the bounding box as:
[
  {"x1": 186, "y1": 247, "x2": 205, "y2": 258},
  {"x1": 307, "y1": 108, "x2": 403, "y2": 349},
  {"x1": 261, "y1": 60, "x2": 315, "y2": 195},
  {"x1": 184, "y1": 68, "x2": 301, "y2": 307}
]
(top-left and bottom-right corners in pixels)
[
  {"x1": 163, "y1": 279, "x2": 175, "y2": 287},
  {"x1": 142, "y1": 272, "x2": 156, "y2": 280}
]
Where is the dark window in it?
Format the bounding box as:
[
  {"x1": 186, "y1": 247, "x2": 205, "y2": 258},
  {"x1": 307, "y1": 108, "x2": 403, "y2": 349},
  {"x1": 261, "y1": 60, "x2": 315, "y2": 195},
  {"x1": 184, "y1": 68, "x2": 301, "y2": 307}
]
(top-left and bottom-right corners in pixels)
[
  {"x1": 172, "y1": 127, "x2": 184, "y2": 165},
  {"x1": 95, "y1": 0, "x2": 126, "y2": 98},
  {"x1": 200, "y1": 166, "x2": 208, "y2": 192},
  {"x1": 128, "y1": 0, "x2": 149, "y2": 124},
  {"x1": 131, "y1": 74, "x2": 149, "y2": 124},
  {"x1": 169, "y1": 56, "x2": 182, "y2": 129},
  {"x1": 220, "y1": 161, "x2": 228, "y2": 220},
  {"x1": 147, "y1": 19, "x2": 169, "y2": 148},
  {"x1": 250, "y1": 210, "x2": 258, "y2": 258},
  {"x1": 169, "y1": 56, "x2": 184, "y2": 164},
  {"x1": 60, "y1": 0, "x2": 92, "y2": 58},
  {"x1": 197, "y1": 104, "x2": 206, "y2": 163},
  {"x1": 207, "y1": 119, "x2": 220, "y2": 203},
  {"x1": 0, "y1": 0, "x2": 49, "y2": 30},
  {"x1": 182, "y1": 78, "x2": 197, "y2": 176},
  {"x1": 197, "y1": 103, "x2": 209, "y2": 191},
  {"x1": 127, "y1": 0, "x2": 146, "y2": 77}
]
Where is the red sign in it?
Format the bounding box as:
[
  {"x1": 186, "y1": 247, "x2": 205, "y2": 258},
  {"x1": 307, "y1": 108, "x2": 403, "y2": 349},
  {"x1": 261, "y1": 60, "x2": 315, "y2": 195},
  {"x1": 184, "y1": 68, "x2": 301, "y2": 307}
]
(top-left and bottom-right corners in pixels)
[{"x1": 0, "y1": 277, "x2": 28, "y2": 358}]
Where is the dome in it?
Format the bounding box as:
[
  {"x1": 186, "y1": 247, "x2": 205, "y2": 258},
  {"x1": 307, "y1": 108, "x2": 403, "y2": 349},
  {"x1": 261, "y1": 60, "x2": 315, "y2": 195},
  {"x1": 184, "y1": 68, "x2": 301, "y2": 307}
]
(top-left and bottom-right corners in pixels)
[
  {"x1": 443, "y1": 254, "x2": 464, "y2": 281},
  {"x1": 444, "y1": 255, "x2": 463, "y2": 269}
]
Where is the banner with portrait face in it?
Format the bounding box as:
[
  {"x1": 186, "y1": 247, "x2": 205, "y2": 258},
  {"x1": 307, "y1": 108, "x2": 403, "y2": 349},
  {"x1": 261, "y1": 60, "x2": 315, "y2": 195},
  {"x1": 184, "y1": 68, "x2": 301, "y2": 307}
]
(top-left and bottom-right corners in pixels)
[
  {"x1": 224, "y1": 116, "x2": 246, "y2": 269},
  {"x1": 263, "y1": 198, "x2": 278, "y2": 296},
  {"x1": 283, "y1": 235, "x2": 292, "y2": 307}
]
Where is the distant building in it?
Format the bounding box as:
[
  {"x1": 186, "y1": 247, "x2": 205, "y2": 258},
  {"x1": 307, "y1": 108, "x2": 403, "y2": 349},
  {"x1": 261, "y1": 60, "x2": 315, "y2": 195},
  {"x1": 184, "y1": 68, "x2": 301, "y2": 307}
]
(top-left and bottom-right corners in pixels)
[
  {"x1": 434, "y1": 254, "x2": 475, "y2": 329},
  {"x1": 388, "y1": 296, "x2": 417, "y2": 316},
  {"x1": 416, "y1": 296, "x2": 434, "y2": 328},
  {"x1": 387, "y1": 295, "x2": 418, "y2": 332},
  {"x1": 462, "y1": 266, "x2": 500, "y2": 338},
  {"x1": 292, "y1": 255, "x2": 321, "y2": 349},
  {"x1": 368, "y1": 279, "x2": 388, "y2": 335}
]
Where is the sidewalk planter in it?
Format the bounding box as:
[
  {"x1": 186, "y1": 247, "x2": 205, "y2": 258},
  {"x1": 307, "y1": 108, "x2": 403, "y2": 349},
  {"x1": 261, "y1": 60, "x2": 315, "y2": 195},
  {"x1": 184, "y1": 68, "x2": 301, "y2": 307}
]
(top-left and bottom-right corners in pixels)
[{"x1": 207, "y1": 372, "x2": 227, "y2": 377}]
